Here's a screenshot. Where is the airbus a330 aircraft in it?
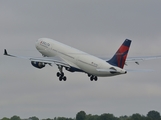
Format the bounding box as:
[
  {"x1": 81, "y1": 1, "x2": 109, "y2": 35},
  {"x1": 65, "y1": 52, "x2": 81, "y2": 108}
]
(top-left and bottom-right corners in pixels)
[{"x1": 4, "y1": 38, "x2": 161, "y2": 81}]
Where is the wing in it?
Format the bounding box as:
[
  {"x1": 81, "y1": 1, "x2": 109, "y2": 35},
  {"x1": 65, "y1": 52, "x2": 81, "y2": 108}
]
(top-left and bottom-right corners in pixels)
[{"x1": 4, "y1": 49, "x2": 70, "y2": 68}]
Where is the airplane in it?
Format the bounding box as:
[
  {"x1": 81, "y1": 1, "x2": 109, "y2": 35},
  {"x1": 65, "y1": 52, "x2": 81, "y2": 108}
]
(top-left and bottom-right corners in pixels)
[{"x1": 3, "y1": 38, "x2": 161, "y2": 81}]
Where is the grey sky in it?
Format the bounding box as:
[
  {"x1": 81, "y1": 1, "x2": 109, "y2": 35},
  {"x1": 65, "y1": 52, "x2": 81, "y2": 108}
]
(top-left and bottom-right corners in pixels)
[{"x1": 0, "y1": 0, "x2": 161, "y2": 119}]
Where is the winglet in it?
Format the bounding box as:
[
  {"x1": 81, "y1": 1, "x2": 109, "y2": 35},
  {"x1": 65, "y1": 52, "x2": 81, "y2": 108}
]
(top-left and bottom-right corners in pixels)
[
  {"x1": 4, "y1": 49, "x2": 8, "y2": 55},
  {"x1": 4, "y1": 49, "x2": 14, "y2": 57}
]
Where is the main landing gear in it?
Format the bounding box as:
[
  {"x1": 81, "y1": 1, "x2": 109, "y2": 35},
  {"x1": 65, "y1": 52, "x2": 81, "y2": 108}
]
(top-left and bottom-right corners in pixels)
[
  {"x1": 88, "y1": 74, "x2": 98, "y2": 81},
  {"x1": 56, "y1": 65, "x2": 98, "y2": 81},
  {"x1": 57, "y1": 65, "x2": 67, "y2": 81}
]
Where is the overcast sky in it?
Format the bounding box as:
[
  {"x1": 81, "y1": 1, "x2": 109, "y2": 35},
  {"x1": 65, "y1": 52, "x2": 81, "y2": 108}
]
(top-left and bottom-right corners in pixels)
[{"x1": 0, "y1": 0, "x2": 161, "y2": 119}]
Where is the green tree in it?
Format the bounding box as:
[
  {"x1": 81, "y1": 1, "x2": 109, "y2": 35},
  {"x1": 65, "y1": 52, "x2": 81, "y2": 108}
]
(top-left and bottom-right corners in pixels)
[
  {"x1": 76, "y1": 111, "x2": 86, "y2": 120},
  {"x1": 1, "y1": 117, "x2": 10, "y2": 120},
  {"x1": 100, "y1": 113, "x2": 118, "y2": 120},
  {"x1": 119, "y1": 115, "x2": 128, "y2": 120},
  {"x1": 66, "y1": 118, "x2": 74, "y2": 120},
  {"x1": 131, "y1": 113, "x2": 143, "y2": 120},
  {"x1": 29, "y1": 116, "x2": 39, "y2": 120},
  {"x1": 54, "y1": 117, "x2": 57, "y2": 120},
  {"x1": 10, "y1": 116, "x2": 21, "y2": 120},
  {"x1": 147, "y1": 110, "x2": 161, "y2": 120},
  {"x1": 56, "y1": 117, "x2": 65, "y2": 120},
  {"x1": 85, "y1": 114, "x2": 100, "y2": 120},
  {"x1": 46, "y1": 118, "x2": 52, "y2": 120}
]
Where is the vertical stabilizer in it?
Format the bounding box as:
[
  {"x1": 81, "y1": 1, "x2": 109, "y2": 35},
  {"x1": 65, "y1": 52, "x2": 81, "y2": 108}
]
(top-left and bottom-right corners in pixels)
[{"x1": 107, "y1": 39, "x2": 131, "y2": 68}]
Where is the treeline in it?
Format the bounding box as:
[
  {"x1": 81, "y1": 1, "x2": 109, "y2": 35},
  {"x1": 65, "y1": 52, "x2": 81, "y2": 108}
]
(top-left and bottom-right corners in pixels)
[{"x1": 1, "y1": 110, "x2": 161, "y2": 120}]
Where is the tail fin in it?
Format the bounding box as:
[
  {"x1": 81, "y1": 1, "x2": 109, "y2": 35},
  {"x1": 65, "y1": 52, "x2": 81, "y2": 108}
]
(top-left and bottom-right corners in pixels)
[{"x1": 107, "y1": 39, "x2": 131, "y2": 68}]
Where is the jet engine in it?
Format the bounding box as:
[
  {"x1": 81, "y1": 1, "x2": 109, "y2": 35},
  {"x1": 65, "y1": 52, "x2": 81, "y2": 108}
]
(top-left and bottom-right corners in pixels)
[{"x1": 31, "y1": 61, "x2": 45, "y2": 69}]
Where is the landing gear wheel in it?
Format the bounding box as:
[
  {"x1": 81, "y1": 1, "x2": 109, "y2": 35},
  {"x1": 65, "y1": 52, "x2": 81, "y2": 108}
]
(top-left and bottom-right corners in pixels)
[
  {"x1": 63, "y1": 76, "x2": 67, "y2": 81},
  {"x1": 57, "y1": 72, "x2": 67, "y2": 81},
  {"x1": 59, "y1": 76, "x2": 63, "y2": 81},
  {"x1": 90, "y1": 76, "x2": 98, "y2": 81},
  {"x1": 59, "y1": 76, "x2": 67, "y2": 81},
  {"x1": 57, "y1": 72, "x2": 60, "y2": 77},
  {"x1": 57, "y1": 65, "x2": 67, "y2": 81},
  {"x1": 90, "y1": 76, "x2": 94, "y2": 81},
  {"x1": 94, "y1": 76, "x2": 98, "y2": 81},
  {"x1": 88, "y1": 74, "x2": 91, "y2": 77}
]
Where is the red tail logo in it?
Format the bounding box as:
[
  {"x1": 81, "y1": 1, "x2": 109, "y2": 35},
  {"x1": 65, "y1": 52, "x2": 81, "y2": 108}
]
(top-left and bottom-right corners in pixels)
[{"x1": 107, "y1": 39, "x2": 131, "y2": 68}]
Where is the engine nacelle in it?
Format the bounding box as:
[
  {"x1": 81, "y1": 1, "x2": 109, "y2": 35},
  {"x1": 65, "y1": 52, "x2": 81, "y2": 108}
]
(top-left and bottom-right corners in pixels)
[{"x1": 31, "y1": 61, "x2": 45, "y2": 69}]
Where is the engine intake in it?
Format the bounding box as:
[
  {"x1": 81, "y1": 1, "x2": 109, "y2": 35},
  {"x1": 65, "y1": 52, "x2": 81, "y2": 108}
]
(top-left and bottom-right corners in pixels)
[{"x1": 31, "y1": 61, "x2": 45, "y2": 69}]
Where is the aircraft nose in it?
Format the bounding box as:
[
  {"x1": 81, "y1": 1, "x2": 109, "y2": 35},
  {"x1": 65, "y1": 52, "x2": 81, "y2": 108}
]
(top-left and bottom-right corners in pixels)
[
  {"x1": 36, "y1": 39, "x2": 40, "y2": 44},
  {"x1": 35, "y1": 39, "x2": 41, "y2": 49}
]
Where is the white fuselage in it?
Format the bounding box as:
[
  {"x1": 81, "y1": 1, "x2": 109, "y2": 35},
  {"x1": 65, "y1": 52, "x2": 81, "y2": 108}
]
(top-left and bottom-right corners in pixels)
[{"x1": 35, "y1": 38, "x2": 126, "y2": 77}]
